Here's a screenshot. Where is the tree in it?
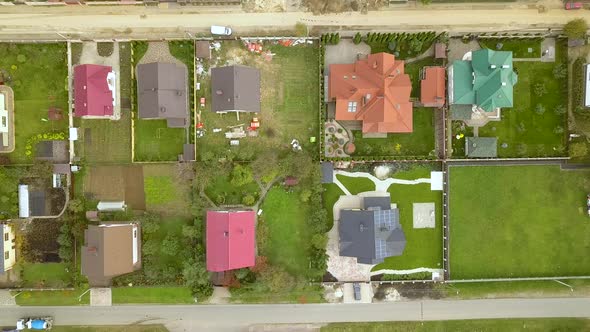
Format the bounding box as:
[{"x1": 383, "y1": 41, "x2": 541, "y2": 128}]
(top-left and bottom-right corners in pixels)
[
  {"x1": 332, "y1": 33, "x2": 340, "y2": 44},
  {"x1": 161, "y1": 234, "x2": 180, "y2": 256},
  {"x1": 182, "y1": 260, "x2": 212, "y2": 300},
  {"x1": 242, "y1": 194, "x2": 256, "y2": 206},
  {"x1": 554, "y1": 105, "x2": 567, "y2": 115},
  {"x1": 67, "y1": 198, "x2": 84, "y2": 214},
  {"x1": 182, "y1": 224, "x2": 200, "y2": 240},
  {"x1": 564, "y1": 18, "x2": 588, "y2": 39},
  {"x1": 231, "y1": 164, "x2": 254, "y2": 187},
  {"x1": 311, "y1": 233, "x2": 328, "y2": 250},
  {"x1": 142, "y1": 219, "x2": 161, "y2": 235},
  {"x1": 570, "y1": 142, "x2": 588, "y2": 158},
  {"x1": 553, "y1": 63, "x2": 567, "y2": 79},
  {"x1": 142, "y1": 240, "x2": 159, "y2": 257},
  {"x1": 553, "y1": 126, "x2": 564, "y2": 134},
  {"x1": 299, "y1": 189, "x2": 312, "y2": 202},
  {"x1": 353, "y1": 32, "x2": 362, "y2": 45},
  {"x1": 534, "y1": 83, "x2": 547, "y2": 97},
  {"x1": 535, "y1": 104, "x2": 546, "y2": 115}
]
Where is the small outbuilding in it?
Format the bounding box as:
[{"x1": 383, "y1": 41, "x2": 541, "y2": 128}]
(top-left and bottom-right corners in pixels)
[
  {"x1": 196, "y1": 41, "x2": 211, "y2": 59},
  {"x1": 321, "y1": 162, "x2": 334, "y2": 184},
  {"x1": 465, "y1": 136, "x2": 498, "y2": 158}
]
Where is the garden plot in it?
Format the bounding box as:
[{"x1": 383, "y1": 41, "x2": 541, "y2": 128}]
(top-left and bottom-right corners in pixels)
[
  {"x1": 143, "y1": 163, "x2": 193, "y2": 216},
  {"x1": 83, "y1": 165, "x2": 145, "y2": 210}
]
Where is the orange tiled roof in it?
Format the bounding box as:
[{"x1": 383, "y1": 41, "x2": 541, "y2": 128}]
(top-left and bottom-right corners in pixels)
[
  {"x1": 328, "y1": 53, "x2": 413, "y2": 133},
  {"x1": 420, "y1": 66, "x2": 446, "y2": 108}
]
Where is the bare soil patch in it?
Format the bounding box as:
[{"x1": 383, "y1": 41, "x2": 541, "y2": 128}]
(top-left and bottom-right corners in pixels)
[{"x1": 85, "y1": 165, "x2": 146, "y2": 210}]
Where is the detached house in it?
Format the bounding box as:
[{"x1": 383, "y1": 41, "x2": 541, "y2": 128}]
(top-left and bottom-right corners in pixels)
[
  {"x1": 448, "y1": 49, "x2": 518, "y2": 123},
  {"x1": 81, "y1": 223, "x2": 141, "y2": 286},
  {"x1": 206, "y1": 210, "x2": 255, "y2": 272},
  {"x1": 74, "y1": 64, "x2": 116, "y2": 118},
  {"x1": 137, "y1": 62, "x2": 189, "y2": 128},
  {"x1": 211, "y1": 65, "x2": 261, "y2": 113},
  {"x1": 1, "y1": 223, "x2": 16, "y2": 274},
  {"x1": 328, "y1": 52, "x2": 413, "y2": 135}
]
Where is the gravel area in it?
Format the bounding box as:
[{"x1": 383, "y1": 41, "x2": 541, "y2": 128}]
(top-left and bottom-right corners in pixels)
[
  {"x1": 138, "y1": 41, "x2": 184, "y2": 66},
  {"x1": 413, "y1": 202, "x2": 436, "y2": 229}
]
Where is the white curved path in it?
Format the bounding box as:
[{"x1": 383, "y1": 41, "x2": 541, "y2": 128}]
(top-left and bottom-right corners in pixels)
[{"x1": 333, "y1": 170, "x2": 432, "y2": 194}]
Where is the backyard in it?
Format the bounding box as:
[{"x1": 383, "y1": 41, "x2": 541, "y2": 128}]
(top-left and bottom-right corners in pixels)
[
  {"x1": 454, "y1": 40, "x2": 567, "y2": 158},
  {"x1": 143, "y1": 163, "x2": 193, "y2": 216},
  {"x1": 449, "y1": 165, "x2": 590, "y2": 278},
  {"x1": 351, "y1": 108, "x2": 436, "y2": 157},
  {"x1": 0, "y1": 43, "x2": 69, "y2": 164},
  {"x1": 75, "y1": 113, "x2": 132, "y2": 164},
  {"x1": 195, "y1": 40, "x2": 319, "y2": 161}
]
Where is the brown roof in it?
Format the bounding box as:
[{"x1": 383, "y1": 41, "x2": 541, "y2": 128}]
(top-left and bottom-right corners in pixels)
[
  {"x1": 435, "y1": 43, "x2": 447, "y2": 59},
  {"x1": 329, "y1": 52, "x2": 413, "y2": 133},
  {"x1": 196, "y1": 41, "x2": 211, "y2": 59},
  {"x1": 136, "y1": 62, "x2": 189, "y2": 128},
  {"x1": 211, "y1": 65, "x2": 261, "y2": 113},
  {"x1": 81, "y1": 223, "x2": 141, "y2": 286},
  {"x1": 53, "y1": 163, "x2": 71, "y2": 175},
  {"x1": 420, "y1": 67, "x2": 446, "y2": 108}
]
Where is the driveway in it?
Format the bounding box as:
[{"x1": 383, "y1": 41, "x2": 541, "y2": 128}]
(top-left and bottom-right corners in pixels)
[
  {"x1": 90, "y1": 288, "x2": 112, "y2": 307},
  {"x1": 324, "y1": 39, "x2": 370, "y2": 70},
  {"x1": 447, "y1": 39, "x2": 480, "y2": 63},
  {"x1": 342, "y1": 283, "x2": 373, "y2": 304}
]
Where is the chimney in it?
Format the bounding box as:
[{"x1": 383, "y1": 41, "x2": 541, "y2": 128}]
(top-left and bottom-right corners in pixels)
[
  {"x1": 216, "y1": 90, "x2": 223, "y2": 95},
  {"x1": 490, "y1": 65, "x2": 497, "y2": 69},
  {"x1": 501, "y1": 82, "x2": 507, "y2": 86},
  {"x1": 87, "y1": 246, "x2": 98, "y2": 255},
  {"x1": 223, "y1": 231, "x2": 229, "y2": 237},
  {"x1": 502, "y1": 65, "x2": 510, "y2": 69},
  {"x1": 373, "y1": 61, "x2": 378, "y2": 69}
]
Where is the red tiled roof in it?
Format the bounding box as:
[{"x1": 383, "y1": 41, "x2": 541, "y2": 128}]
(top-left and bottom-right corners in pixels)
[
  {"x1": 328, "y1": 53, "x2": 413, "y2": 133},
  {"x1": 206, "y1": 210, "x2": 256, "y2": 272},
  {"x1": 74, "y1": 64, "x2": 114, "y2": 117},
  {"x1": 420, "y1": 67, "x2": 446, "y2": 108}
]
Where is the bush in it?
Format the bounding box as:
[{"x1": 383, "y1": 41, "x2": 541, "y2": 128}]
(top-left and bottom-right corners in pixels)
[
  {"x1": 570, "y1": 142, "x2": 589, "y2": 158},
  {"x1": 353, "y1": 32, "x2": 362, "y2": 45},
  {"x1": 554, "y1": 105, "x2": 567, "y2": 115},
  {"x1": 16, "y1": 54, "x2": 26, "y2": 63},
  {"x1": 535, "y1": 104, "x2": 546, "y2": 115},
  {"x1": 533, "y1": 83, "x2": 547, "y2": 97},
  {"x1": 294, "y1": 22, "x2": 307, "y2": 37},
  {"x1": 564, "y1": 18, "x2": 588, "y2": 39},
  {"x1": 242, "y1": 194, "x2": 256, "y2": 206},
  {"x1": 161, "y1": 234, "x2": 180, "y2": 256},
  {"x1": 231, "y1": 164, "x2": 254, "y2": 187},
  {"x1": 553, "y1": 63, "x2": 567, "y2": 79},
  {"x1": 381, "y1": 271, "x2": 432, "y2": 281}
]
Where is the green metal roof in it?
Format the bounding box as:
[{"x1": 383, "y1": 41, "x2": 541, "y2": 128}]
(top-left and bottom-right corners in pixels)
[
  {"x1": 465, "y1": 136, "x2": 498, "y2": 158},
  {"x1": 452, "y1": 49, "x2": 518, "y2": 113}
]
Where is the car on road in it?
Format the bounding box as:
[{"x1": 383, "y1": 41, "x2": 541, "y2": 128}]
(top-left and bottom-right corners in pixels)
[
  {"x1": 353, "y1": 283, "x2": 361, "y2": 301},
  {"x1": 16, "y1": 317, "x2": 53, "y2": 330},
  {"x1": 565, "y1": 2, "x2": 582, "y2": 9},
  {"x1": 211, "y1": 25, "x2": 232, "y2": 36}
]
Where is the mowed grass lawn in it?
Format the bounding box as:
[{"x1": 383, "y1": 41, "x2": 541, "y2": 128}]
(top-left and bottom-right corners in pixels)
[
  {"x1": 134, "y1": 119, "x2": 185, "y2": 161},
  {"x1": 0, "y1": 43, "x2": 69, "y2": 164},
  {"x1": 196, "y1": 41, "x2": 319, "y2": 161},
  {"x1": 373, "y1": 167, "x2": 442, "y2": 271},
  {"x1": 13, "y1": 289, "x2": 89, "y2": 306},
  {"x1": 477, "y1": 40, "x2": 567, "y2": 157},
  {"x1": 76, "y1": 112, "x2": 132, "y2": 164},
  {"x1": 112, "y1": 286, "x2": 194, "y2": 304},
  {"x1": 479, "y1": 38, "x2": 542, "y2": 58},
  {"x1": 336, "y1": 174, "x2": 375, "y2": 195},
  {"x1": 351, "y1": 108, "x2": 435, "y2": 157},
  {"x1": 51, "y1": 326, "x2": 168, "y2": 332},
  {"x1": 142, "y1": 164, "x2": 193, "y2": 216},
  {"x1": 449, "y1": 166, "x2": 590, "y2": 278},
  {"x1": 260, "y1": 188, "x2": 310, "y2": 276},
  {"x1": 322, "y1": 318, "x2": 590, "y2": 332},
  {"x1": 21, "y1": 262, "x2": 72, "y2": 288}
]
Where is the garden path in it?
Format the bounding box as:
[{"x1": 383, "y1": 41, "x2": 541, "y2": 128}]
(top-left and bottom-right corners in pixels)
[
  {"x1": 371, "y1": 267, "x2": 443, "y2": 277},
  {"x1": 333, "y1": 170, "x2": 431, "y2": 193},
  {"x1": 405, "y1": 43, "x2": 434, "y2": 64}
]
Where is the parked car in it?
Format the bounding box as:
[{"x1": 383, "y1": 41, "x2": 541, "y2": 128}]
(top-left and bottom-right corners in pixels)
[
  {"x1": 565, "y1": 2, "x2": 582, "y2": 10},
  {"x1": 16, "y1": 317, "x2": 53, "y2": 330},
  {"x1": 353, "y1": 282, "x2": 361, "y2": 301},
  {"x1": 211, "y1": 25, "x2": 232, "y2": 36}
]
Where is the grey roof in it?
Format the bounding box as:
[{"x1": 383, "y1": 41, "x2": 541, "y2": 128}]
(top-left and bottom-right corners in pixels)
[
  {"x1": 211, "y1": 65, "x2": 260, "y2": 113},
  {"x1": 450, "y1": 104, "x2": 473, "y2": 120},
  {"x1": 136, "y1": 62, "x2": 189, "y2": 128},
  {"x1": 35, "y1": 140, "x2": 68, "y2": 163},
  {"x1": 339, "y1": 197, "x2": 406, "y2": 264},
  {"x1": 29, "y1": 191, "x2": 46, "y2": 216},
  {"x1": 321, "y1": 162, "x2": 334, "y2": 184},
  {"x1": 182, "y1": 144, "x2": 195, "y2": 161},
  {"x1": 363, "y1": 197, "x2": 391, "y2": 210},
  {"x1": 466, "y1": 136, "x2": 498, "y2": 158},
  {"x1": 35, "y1": 141, "x2": 54, "y2": 158},
  {"x1": 53, "y1": 163, "x2": 71, "y2": 175}
]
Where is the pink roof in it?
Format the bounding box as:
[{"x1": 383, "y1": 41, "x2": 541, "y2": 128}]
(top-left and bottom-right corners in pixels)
[
  {"x1": 74, "y1": 64, "x2": 114, "y2": 117},
  {"x1": 206, "y1": 210, "x2": 256, "y2": 272}
]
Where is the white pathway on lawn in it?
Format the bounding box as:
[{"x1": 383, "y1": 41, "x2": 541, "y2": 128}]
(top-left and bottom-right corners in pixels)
[
  {"x1": 370, "y1": 267, "x2": 444, "y2": 276},
  {"x1": 333, "y1": 170, "x2": 431, "y2": 194}
]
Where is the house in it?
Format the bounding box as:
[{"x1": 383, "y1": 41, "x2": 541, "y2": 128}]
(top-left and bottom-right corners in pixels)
[
  {"x1": 136, "y1": 62, "x2": 189, "y2": 128},
  {"x1": 206, "y1": 210, "x2": 255, "y2": 272},
  {"x1": 211, "y1": 65, "x2": 261, "y2": 113},
  {"x1": 1, "y1": 223, "x2": 16, "y2": 274},
  {"x1": 465, "y1": 136, "x2": 498, "y2": 158},
  {"x1": 448, "y1": 49, "x2": 518, "y2": 122},
  {"x1": 328, "y1": 52, "x2": 413, "y2": 134},
  {"x1": 0, "y1": 93, "x2": 9, "y2": 148},
  {"x1": 339, "y1": 196, "x2": 406, "y2": 264},
  {"x1": 81, "y1": 223, "x2": 141, "y2": 286},
  {"x1": 73, "y1": 64, "x2": 116, "y2": 118},
  {"x1": 321, "y1": 162, "x2": 334, "y2": 184},
  {"x1": 35, "y1": 140, "x2": 68, "y2": 163},
  {"x1": 420, "y1": 66, "x2": 446, "y2": 108},
  {"x1": 18, "y1": 185, "x2": 46, "y2": 218}
]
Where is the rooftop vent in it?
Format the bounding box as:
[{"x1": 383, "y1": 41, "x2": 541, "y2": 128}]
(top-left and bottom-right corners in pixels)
[
  {"x1": 359, "y1": 223, "x2": 365, "y2": 232},
  {"x1": 501, "y1": 82, "x2": 507, "y2": 86},
  {"x1": 224, "y1": 231, "x2": 229, "y2": 237},
  {"x1": 502, "y1": 65, "x2": 510, "y2": 69},
  {"x1": 160, "y1": 106, "x2": 166, "y2": 113},
  {"x1": 490, "y1": 65, "x2": 497, "y2": 69},
  {"x1": 216, "y1": 90, "x2": 223, "y2": 95}
]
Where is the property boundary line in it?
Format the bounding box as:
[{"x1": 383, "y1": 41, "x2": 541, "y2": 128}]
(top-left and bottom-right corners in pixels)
[
  {"x1": 442, "y1": 161, "x2": 450, "y2": 280},
  {"x1": 447, "y1": 276, "x2": 590, "y2": 283}
]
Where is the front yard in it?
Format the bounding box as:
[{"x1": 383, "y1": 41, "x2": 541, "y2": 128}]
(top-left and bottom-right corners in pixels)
[
  {"x1": 449, "y1": 165, "x2": 590, "y2": 279},
  {"x1": 111, "y1": 286, "x2": 194, "y2": 304},
  {"x1": 0, "y1": 43, "x2": 69, "y2": 164}
]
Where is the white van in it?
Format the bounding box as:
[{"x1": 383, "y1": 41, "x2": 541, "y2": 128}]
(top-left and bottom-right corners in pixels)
[{"x1": 211, "y1": 25, "x2": 232, "y2": 36}]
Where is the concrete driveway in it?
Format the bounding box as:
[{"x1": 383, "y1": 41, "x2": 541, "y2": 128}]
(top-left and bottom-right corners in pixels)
[
  {"x1": 342, "y1": 283, "x2": 373, "y2": 304},
  {"x1": 324, "y1": 39, "x2": 370, "y2": 70}
]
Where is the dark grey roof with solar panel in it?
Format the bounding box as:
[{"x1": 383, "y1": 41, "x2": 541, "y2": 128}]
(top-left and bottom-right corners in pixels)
[{"x1": 339, "y1": 196, "x2": 406, "y2": 264}]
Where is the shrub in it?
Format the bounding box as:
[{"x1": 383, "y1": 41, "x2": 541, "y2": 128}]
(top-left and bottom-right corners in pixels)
[
  {"x1": 242, "y1": 194, "x2": 256, "y2": 206},
  {"x1": 533, "y1": 83, "x2": 547, "y2": 97},
  {"x1": 231, "y1": 164, "x2": 253, "y2": 187},
  {"x1": 554, "y1": 105, "x2": 567, "y2": 115},
  {"x1": 553, "y1": 63, "x2": 567, "y2": 79},
  {"x1": 353, "y1": 32, "x2": 362, "y2": 45},
  {"x1": 535, "y1": 104, "x2": 546, "y2": 115},
  {"x1": 16, "y1": 54, "x2": 26, "y2": 63},
  {"x1": 570, "y1": 142, "x2": 589, "y2": 158},
  {"x1": 161, "y1": 235, "x2": 180, "y2": 256},
  {"x1": 564, "y1": 18, "x2": 588, "y2": 39}
]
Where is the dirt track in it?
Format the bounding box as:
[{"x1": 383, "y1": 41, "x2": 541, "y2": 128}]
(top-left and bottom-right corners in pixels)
[{"x1": 0, "y1": 1, "x2": 588, "y2": 40}]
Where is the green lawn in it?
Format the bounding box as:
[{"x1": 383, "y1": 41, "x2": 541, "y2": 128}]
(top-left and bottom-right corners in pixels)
[
  {"x1": 51, "y1": 326, "x2": 168, "y2": 332},
  {"x1": 444, "y1": 279, "x2": 590, "y2": 299},
  {"x1": 0, "y1": 43, "x2": 69, "y2": 164},
  {"x1": 13, "y1": 289, "x2": 89, "y2": 306},
  {"x1": 449, "y1": 166, "x2": 590, "y2": 279},
  {"x1": 144, "y1": 176, "x2": 175, "y2": 205},
  {"x1": 475, "y1": 40, "x2": 567, "y2": 158},
  {"x1": 336, "y1": 175, "x2": 375, "y2": 194},
  {"x1": 322, "y1": 319, "x2": 590, "y2": 332},
  {"x1": 351, "y1": 108, "x2": 436, "y2": 157},
  {"x1": 21, "y1": 262, "x2": 72, "y2": 288},
  {"x1": 260, "y1": 187, "x2": 310, "y2": 276},
  {"x1": 148, "y1": 217, "x2": 191, "y2": 270},
  {"x1": 204, "y1": 170, "x2": 260, "y2": 206},
  {"x1": 134, "y1": 119, "x2": 185, "y2": 161},
  {"x1": 76, "y1": 113, "x2": 132, "y2": 164},
  {"x1": 196, "y1": 41, "x2": 319, "y2": 161},
  {"x1": 323, "y1": 183, "x2": 344, "y2": 225},
  {"x1": 479, "y1": 38, "x2": 542, "y2": 58},
  {"x1": 373, "y1": 167, "x2": 442, "y2": 271},
  {"x1": 230, "y1": 284, "x2": 324, "y2": 304},
  {"x1": 112, "y1": 286, "x2": 194, "y2": 304}
]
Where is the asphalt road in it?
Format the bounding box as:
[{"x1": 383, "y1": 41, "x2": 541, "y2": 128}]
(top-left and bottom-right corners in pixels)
[
  {"x1": 1, "y1": 298, "x2": 589, "y2": 331},
  {"x1": 0, "y1": 5, "x2": 588, "y2": 41}
]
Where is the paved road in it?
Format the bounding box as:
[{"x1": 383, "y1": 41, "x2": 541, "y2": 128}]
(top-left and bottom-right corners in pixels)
[
  {"x1": 0, "y1": 5, "x2": 587, "y2": 40},
  {"x1": 1, "y1": 298, "x2": 589, "y2": 331}
]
